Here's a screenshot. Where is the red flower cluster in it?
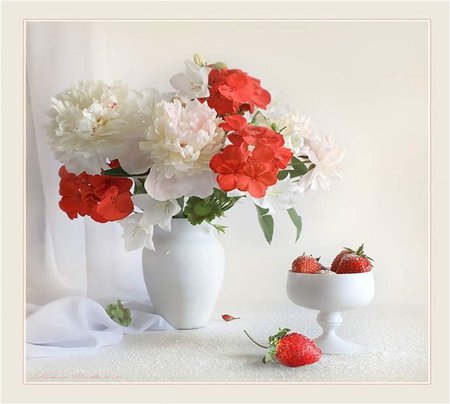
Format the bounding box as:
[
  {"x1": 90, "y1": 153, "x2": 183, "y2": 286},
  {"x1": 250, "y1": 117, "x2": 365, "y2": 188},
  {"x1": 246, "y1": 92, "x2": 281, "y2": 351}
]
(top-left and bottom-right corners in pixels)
[
  {"x1": 58, "y1": 166, "x2": 134, "y2": 223},
  {"x1": 209, "y1": 115, "x2": 293, "y2": 198},
  {"x1": 207, "y1": 68, "x2": 271, "y2": 116}
]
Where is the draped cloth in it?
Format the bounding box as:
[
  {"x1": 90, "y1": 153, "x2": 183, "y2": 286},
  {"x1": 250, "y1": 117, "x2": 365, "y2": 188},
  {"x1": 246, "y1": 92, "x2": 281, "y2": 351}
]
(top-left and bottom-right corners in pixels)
[{"x1": 26, "y1": 22, "x2": 172, "y2": 357}]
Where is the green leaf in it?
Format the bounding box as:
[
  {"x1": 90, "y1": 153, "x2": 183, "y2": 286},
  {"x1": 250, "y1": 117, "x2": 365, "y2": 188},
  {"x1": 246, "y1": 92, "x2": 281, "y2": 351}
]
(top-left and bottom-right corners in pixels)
[
  {"x1": 102, "y1": 167, "x2": 150, "y2": 178},
  {"x1": 287, "y1": 208, "x2": 302, "y2": 242},
  {"x1": 289, "y1": 157, "x2": 308, "y2": 178},
  {"x1": 105, "y1": 300, "x2": 132, "y2": 327},
  {"x1": 133, "y1": 178, "x2": 146, "y2": 195},
  {"x1": 255, "y1": 205, "x2": 274, "y2": 244},
  {"x1": 277, "y1": 170, "x2": 289, "y2": 180},
  {"x1": 209, "y1": 222, "x2": 227, "y2": 234},
  {"x1": 184, "y1": 189, "x2": 240, "y2": 227}
]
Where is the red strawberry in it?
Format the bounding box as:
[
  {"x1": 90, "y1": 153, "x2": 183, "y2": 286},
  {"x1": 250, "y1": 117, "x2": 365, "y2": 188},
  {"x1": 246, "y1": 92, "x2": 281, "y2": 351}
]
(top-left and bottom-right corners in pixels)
[
  {"x1": 291, "y1": 254, "x2": 321, "y2": 274},
  {"x1": 244, "y1": 328, "x2": 322, "y2": 367},
  {"x1": 335, "y1": 243, "x2": 373, "y2": 274},
  {"x1": 330, "y1": 248, "x2": 354, "y2": 272}
]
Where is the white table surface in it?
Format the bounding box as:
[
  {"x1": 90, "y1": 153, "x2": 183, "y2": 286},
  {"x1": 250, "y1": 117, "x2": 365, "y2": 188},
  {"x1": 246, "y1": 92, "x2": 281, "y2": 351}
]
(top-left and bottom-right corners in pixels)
[{"x1": 26, "y1": 302, "x2": 428, "y2": 383}]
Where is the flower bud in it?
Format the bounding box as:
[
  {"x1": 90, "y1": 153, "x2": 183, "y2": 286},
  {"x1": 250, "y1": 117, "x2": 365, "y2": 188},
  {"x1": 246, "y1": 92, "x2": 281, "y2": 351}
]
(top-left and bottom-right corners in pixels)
[{"x1": 193, "y1": 53, "x2": 206, "y2": 67}]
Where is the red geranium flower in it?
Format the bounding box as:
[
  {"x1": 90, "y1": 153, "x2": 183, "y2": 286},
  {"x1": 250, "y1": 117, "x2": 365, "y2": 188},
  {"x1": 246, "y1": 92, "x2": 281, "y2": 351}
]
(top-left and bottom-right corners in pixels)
[
  {"x1": 211, "y1": 114, "x2": 293, "y2": 197},
  {"x1": 58, "y1": 165, "x2": 134, "y2": 223},
  {"x1": 237, "y1": 160, "x2": 278, "y2": 198},
  {"x1": 210, "y1": 144, "x2": 278, "y2": 198},
  {"x1": 207, "y1": 68, "x2": 271, "y2": 116},
  {"x1": 96, "y1": 185, "x2": 134, "y2": 221}
]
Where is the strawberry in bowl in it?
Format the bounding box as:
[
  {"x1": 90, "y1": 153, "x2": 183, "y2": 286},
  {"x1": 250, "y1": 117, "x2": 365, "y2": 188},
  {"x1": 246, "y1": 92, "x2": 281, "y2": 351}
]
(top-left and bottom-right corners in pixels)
[
  {"x1": 291, "y1": 254, "x2": 321, "y2": 274},
  {"x1": 331, "y1": 244, "x2": 373, "y2": 274}
]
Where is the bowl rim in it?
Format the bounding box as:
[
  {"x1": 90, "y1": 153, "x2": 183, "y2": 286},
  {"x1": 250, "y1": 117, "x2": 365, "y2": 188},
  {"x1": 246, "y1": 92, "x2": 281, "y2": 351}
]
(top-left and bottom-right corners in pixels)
[{"x1": 288, "y1": 270, "x2": 373, "y2": 277}]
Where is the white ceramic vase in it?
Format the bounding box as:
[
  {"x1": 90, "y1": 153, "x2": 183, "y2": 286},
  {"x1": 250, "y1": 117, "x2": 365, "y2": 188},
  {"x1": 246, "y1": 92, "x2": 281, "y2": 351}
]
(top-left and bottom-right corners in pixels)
[{"x1": 142, "y1": 219, "x2": 224, "y2": 330}]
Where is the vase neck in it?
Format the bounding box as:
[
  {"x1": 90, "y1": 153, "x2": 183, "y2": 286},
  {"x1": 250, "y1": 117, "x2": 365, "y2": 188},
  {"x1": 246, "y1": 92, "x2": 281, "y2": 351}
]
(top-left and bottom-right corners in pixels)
[{"x1": 168, "y1": 218, "x2": 213, "y2": 235}]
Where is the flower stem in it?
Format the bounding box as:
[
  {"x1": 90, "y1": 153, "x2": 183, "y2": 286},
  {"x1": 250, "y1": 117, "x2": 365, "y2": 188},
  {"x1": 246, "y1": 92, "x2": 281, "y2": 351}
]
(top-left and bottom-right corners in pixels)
[{"x1": 243, "y1": 330, "x2": 268, "y2": 349}]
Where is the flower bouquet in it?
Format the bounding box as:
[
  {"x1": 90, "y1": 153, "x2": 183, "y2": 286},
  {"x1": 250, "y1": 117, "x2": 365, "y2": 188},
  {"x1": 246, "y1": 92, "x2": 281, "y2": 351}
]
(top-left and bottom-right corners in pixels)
[{"x1": 47, "y1": 54, "x2": 344, "y2": 328}]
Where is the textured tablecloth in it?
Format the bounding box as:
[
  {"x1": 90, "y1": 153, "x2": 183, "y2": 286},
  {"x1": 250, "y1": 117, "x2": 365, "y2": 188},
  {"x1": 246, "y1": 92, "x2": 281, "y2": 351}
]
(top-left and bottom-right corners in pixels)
[{"x1": 26, "y1": 302, "x2": 428, "y2": 383}]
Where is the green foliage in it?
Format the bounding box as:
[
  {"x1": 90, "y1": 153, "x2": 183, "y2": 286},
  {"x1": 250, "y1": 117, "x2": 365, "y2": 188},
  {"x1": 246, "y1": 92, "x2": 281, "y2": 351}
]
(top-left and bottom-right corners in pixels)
[
  {"x1": 184, "y1": 189, "x2": 240, "y2": 229},
  {"x1": 277, "y1": 170, "x2": 290, "y2": 180},
  {"x1": 105, "y1": 300, "x2": 132, "y2": 327},
  {"x1": 255, "y1": 205, "x2": 274, "y2": 244},
  {"x1": 102, "y1": 167, "x2": 150, "y2": 178},
  {"x1": 132, "y1": 178, "x2": 147, "y2": 195},
  {"x1": 277, "y1": 157, "x2": 309, "y2": 181},
  {"x1": 287, "y1": 208, "x2": 302, "y2": 242},
  {"x1": 289, "y1": 157, "x2": 308, "y2": 178}
]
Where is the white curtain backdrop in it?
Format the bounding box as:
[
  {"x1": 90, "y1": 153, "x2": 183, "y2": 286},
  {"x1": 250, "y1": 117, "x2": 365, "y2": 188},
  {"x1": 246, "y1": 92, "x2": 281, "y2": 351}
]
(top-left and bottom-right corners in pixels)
[{"x1": 26, "y1": 22, "x2": 148, "y2": 308}]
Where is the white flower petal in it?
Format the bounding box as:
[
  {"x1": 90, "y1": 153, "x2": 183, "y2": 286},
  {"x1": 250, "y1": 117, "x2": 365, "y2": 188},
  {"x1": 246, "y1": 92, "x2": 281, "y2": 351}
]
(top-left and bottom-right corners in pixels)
[
  {"x1": 169, "y1": 61, "x2": 211, "y2": 102},
  {"x1": 144, "y1": 169, "x2": 217, "y2": 201},
  {"x1": 295, "y1": 135, "x2": 345, "y2": 192},
  {"x1": 119, "y1": 213, "x2": 154, "y2": 251},
  {"x1": 131, "y1": 194, "x2": 180, "y2": 230},
  {"x1": 252, "y1": 178, "x2": 302, "y2": 214}
]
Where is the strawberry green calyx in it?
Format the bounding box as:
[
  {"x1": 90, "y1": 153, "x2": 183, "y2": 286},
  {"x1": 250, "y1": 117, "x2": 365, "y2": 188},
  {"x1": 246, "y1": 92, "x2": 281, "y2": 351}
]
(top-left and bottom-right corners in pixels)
[
  {"x1": 348, "y1": 243, "x2": 374, "y2": 261},
  {"x1": 263, "y1": 328, "x2": 291, "y2": 364}
]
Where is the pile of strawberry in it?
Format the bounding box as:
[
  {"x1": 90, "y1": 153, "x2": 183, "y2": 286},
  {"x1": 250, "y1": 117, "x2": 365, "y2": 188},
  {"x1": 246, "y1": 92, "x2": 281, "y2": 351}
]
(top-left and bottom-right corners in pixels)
[{"x1": 291, "y1": 243, "x2": 373, "y2": 274}]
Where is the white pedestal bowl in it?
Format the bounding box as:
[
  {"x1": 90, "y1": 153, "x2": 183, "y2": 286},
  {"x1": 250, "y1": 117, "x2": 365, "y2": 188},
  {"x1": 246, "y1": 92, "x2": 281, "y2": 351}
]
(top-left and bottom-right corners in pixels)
[{"x1": 286, "y1": 271, "x2": 375, "y2": 354}]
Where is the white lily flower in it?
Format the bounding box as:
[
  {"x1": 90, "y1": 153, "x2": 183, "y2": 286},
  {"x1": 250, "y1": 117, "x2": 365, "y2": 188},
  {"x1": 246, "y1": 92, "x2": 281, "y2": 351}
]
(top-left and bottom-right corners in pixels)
[
  {"x1": 253, "y1": 178, "x2": 302, "y2": 215},
  {"x1": 169, "y1": 60, "x2": 211, "y2": 102},
  {"x1": 119, "y1": 213, "x2": 155, "y2": 251},
  {"x1": 132, "y1": 194, "x2": 181, "y2": 231}
]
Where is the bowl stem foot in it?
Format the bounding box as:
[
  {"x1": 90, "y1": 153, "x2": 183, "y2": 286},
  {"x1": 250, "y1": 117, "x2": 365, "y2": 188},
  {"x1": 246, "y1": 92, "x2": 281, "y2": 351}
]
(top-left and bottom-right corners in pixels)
[{"x1": 314, "y1": 311, "x2": 361, "y2": 354}]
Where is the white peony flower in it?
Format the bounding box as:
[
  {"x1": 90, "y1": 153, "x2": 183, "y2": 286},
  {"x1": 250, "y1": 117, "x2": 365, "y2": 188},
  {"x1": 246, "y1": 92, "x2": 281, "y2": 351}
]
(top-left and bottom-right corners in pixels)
[
  {"x1": 253, "y1": 178, "x2": 302, "y2": 215},
  {"x1": 47, "y1": 81, "x2": 144, "y2": 174},
  {"x1": 169, "y1": 60, "x2": 211, "y2": 102},
  {"x1": 140, "y1": 99, "x2": 225, "y2": 201},
  {"x1": 117, "y1": 88, "x2": 175, "y2": 175},
  {"x1": 295, "y1": 135, "x2": 345, "y2": 192},
  {"x1": 120, "y1": 213, "x2": 155, "y2": 251},
  {"x1": 132, "y1": 194, "x2": 181, "y2": 231},
  {"x1": 254, "y1": 99, "x2": 316, "y2": 155}
]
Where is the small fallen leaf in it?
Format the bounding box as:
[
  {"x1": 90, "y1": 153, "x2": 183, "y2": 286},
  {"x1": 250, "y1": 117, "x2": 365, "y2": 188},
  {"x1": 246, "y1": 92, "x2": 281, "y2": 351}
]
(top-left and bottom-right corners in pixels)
[
  {"x1": 106, "y1": 300, "x2": 132, "y2": 327},
  {"x1": 222, "y1": 314, "x2": 240, "y2": 321}
]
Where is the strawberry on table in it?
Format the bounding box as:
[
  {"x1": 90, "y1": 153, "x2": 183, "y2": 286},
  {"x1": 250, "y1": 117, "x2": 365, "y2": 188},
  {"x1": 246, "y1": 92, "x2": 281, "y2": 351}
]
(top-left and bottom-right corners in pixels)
[
  {"x1": 291, "y1": 254, "x2": 321, "y2": 274},
  {"x1": 244, "y1": 328, "x2": 322, "y2": 367},
  {"x1": 335, "y1": 243, "x2": 373, "y2": 274}
]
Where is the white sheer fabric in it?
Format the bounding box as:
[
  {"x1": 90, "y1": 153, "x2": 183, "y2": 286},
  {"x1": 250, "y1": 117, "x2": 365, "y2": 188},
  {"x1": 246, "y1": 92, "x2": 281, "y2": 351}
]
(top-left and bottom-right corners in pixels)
[
  {"x1": 26, "y1": 22, "x2": 169, "y2": 356},
  {"x1": 26, "y1": 22, "x2": 149, "y2": 305}
]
